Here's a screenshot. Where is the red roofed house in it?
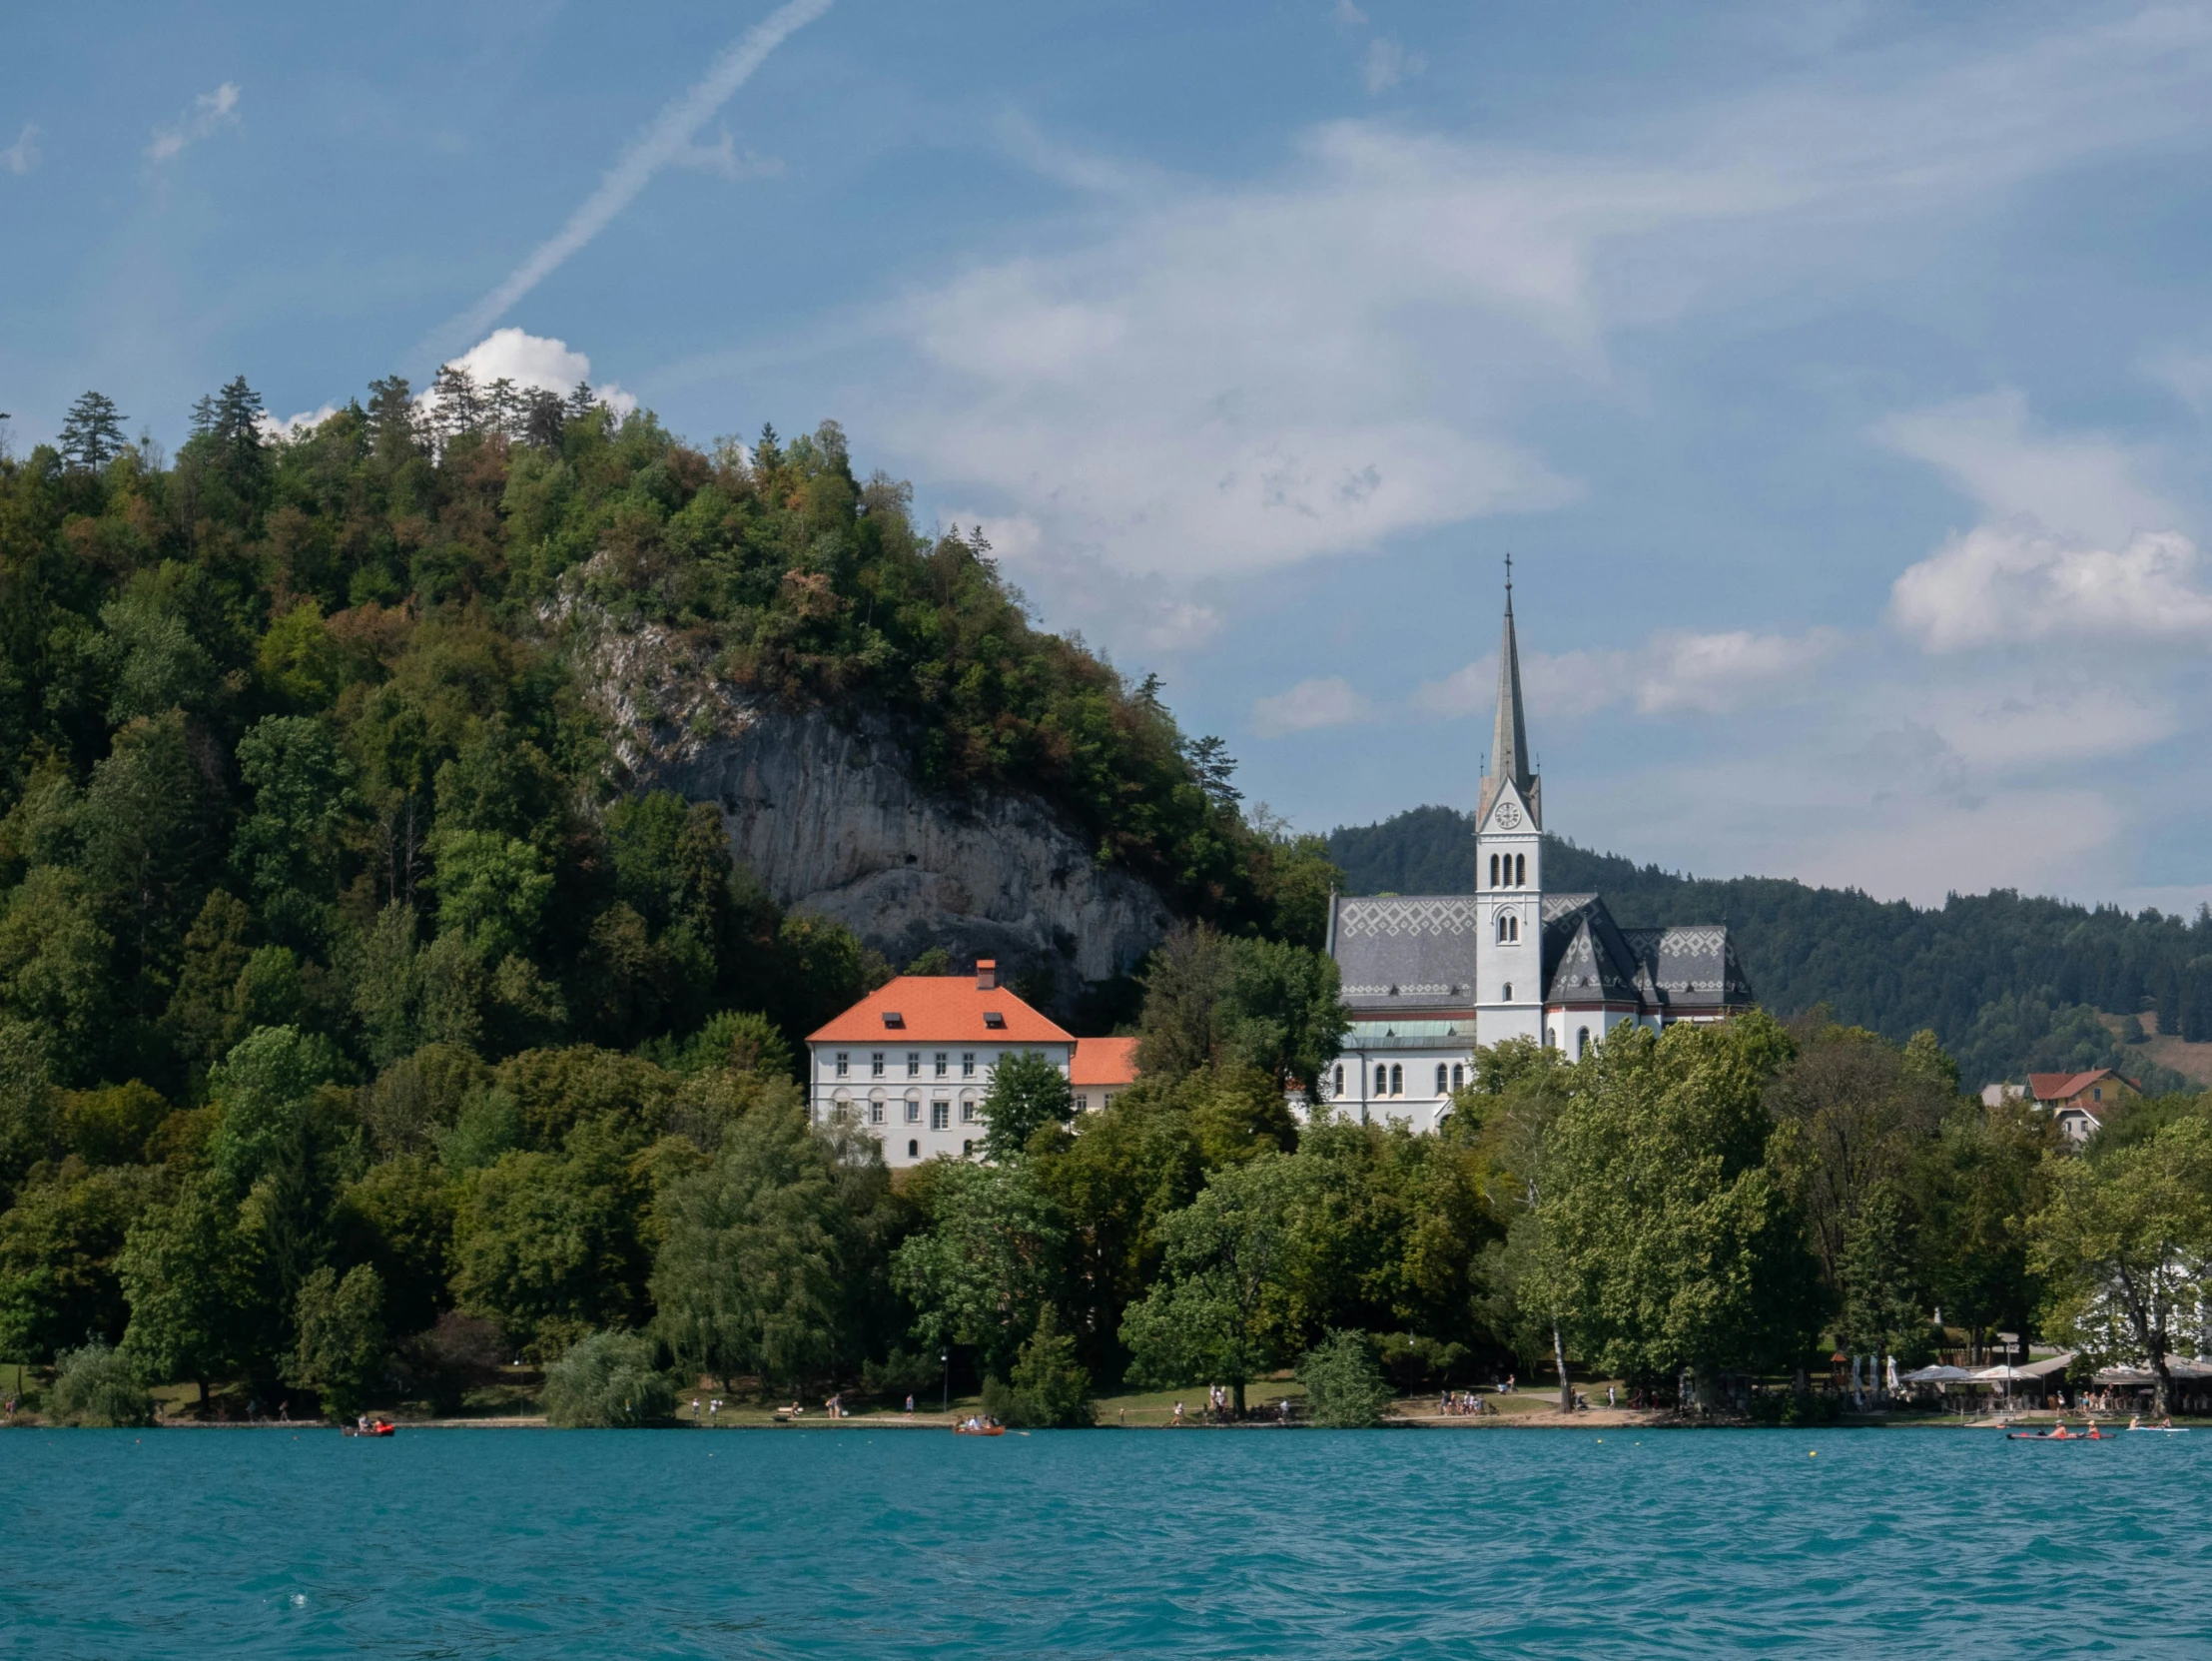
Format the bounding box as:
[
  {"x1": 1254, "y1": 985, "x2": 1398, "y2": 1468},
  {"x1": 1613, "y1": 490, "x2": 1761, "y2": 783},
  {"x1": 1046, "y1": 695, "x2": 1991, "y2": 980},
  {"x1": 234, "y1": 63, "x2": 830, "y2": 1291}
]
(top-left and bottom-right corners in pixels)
[
  {"x1": 807, "y1": 960, "x2": 1075, "y2": 1168},
  {"x1": 2027, "y1": 1069, "x2": 2139, "y2": 1142},
  {"x1": 1070, "y1": 1036, "x2": 1139, "y2": 1114}
]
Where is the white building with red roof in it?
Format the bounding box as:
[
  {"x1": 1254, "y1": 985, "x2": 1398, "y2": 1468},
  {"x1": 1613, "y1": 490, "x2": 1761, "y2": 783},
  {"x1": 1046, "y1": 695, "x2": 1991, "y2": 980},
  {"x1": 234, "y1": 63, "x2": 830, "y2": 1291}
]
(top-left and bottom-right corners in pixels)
[
  {"x1": 1070, "y1": 1036, "x2": 1139, "y2": 1114},
  {"x1": 2026, "y1": 1068, "x2": 2139, "y2": 1141},
  {"x1": 807, "y1": 959, "x2": 1077, "y2": 1167}
]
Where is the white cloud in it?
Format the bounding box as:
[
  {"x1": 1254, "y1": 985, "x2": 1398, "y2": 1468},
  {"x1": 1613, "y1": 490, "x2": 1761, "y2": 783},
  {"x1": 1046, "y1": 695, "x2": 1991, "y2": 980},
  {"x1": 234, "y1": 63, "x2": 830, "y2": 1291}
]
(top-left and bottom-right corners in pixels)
[
  {"x1": 1889, "y1": 521, "x2": 2212, "y2": 651},
  {"x1": 669, "y1": 128, "x2": 786, "y2": 181},
  {"x1": 425, "y1": 0, "x2": 831, "y2": 362},
  {"x1": 1362, "y1": 39, "x2": 1426, "y2": 94},
  {"x1": 257, "y1": 405, "x2": 341, "y2": 440},
  {"x1": 1333, "y1": 0, "x2": 1369, "y2": 25},
  {"x1": 2144, "y1": 345, "x2": 2212, "y2": 418},
  {"x1": 147, "y1": 83, "x2": 241, "y2": 163},
  {"x1": 1252, "y1": 676, "x2": 1376, "y2": 737},
  {"x1": 1, "y1": 124, "x2": 38, "y2": 176},
  {"x1": 1878, "y1": 389, "x2": 2178, "y2": 547},
  {"x1": 866, "y1": 11, "x2": 2212, "y2": 584},
  {"x1": 1409, "y1": 628, "x2": 1842, "y2": 721},
  {"x1": 1142, "y1": 599, "x2": 1223, "y2": 651},
  {"x1": 440, "y1": 328, "x2": 637, "y2": 417}
]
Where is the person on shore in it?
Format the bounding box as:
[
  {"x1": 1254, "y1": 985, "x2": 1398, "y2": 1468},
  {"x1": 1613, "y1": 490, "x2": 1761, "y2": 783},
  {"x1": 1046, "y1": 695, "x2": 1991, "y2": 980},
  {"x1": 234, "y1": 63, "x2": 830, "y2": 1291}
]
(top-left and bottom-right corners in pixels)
[
  {"x1": 1506, "y1": 1373, "x2": 1515, "y2": 1394},
  {"x1": 905, "y1": 1394, "x2": 915, "y2": 1415},
  {"x1": 693, "y1": 1396, "x2": 703, "y2": 1418},
  {"x1": 1607, "y1": 1385, "x2": 1616, "y2": 1409},
  {"x1": 1173, "y1": 1400, "x2": 1184, "y2": 1426}
]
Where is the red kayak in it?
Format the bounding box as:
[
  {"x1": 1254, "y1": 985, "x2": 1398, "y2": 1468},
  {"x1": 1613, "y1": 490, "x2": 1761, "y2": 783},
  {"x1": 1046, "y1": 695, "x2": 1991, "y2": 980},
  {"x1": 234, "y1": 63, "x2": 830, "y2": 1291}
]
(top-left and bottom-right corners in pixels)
[
  {"x1": 2007, "y1": 1427, "x2": 2101, "y2": 1440},
  {"x1": 344, "y1": 1418, "x2": 396, "y2": 1437}
]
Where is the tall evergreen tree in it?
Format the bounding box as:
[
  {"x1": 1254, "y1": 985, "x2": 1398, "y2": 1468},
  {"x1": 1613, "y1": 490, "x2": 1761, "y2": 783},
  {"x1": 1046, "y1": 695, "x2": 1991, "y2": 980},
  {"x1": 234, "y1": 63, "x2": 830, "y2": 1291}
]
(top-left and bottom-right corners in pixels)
[{"x1": 57, "y1": 391, "x2": 129, "y2": 469}]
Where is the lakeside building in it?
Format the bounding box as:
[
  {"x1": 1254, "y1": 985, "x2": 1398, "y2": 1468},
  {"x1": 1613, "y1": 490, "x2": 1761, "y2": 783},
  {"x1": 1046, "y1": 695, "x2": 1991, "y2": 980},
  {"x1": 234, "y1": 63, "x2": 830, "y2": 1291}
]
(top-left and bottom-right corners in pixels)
[
  {"x1": 806, "y1": 959, "x2": 1134, "y2": 1168},
  {"x1": 2027, "y1": 1068, "x2": 2139, "y2": 1141},
  {"x1": 1320, "y1": 579, "x2": 1755, "y2": 1129}
]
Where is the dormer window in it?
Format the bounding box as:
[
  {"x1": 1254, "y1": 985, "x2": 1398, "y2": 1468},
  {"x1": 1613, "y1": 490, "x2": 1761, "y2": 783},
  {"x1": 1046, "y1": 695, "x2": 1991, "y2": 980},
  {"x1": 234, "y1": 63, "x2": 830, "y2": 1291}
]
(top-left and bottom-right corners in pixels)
[
  {"x1": 882, "y1": 1012, "x2": 904, "y2": 1028},
  {"x1": 984, "y1": 1011, "x2": 1006, "y2": 1029}
]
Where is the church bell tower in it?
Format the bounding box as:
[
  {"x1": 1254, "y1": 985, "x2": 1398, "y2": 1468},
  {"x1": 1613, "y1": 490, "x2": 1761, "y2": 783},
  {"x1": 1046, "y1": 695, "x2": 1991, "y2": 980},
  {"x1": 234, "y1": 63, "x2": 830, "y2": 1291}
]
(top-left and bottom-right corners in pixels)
[{"x1": 1475, "y1": 561, "x2": 1544, "y2": 1046}]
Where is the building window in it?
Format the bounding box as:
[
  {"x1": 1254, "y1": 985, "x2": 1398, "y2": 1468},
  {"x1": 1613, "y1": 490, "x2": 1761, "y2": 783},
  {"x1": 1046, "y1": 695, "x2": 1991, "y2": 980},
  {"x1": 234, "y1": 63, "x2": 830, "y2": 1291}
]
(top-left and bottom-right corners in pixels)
[
  {"x1": 1374, "y1": 1065, "x2": 1387, "y2": 1097},
  {"x1": 960, "y1": 1100, "x2": 976, "y2": 1123},
  {"x1": 1389, "y1": 1064, "x2": 1402, "y2": 1096},
  {"x1": 908, "y1": 1139, "x2": 919, "y2": 1159},
  {"x1": 870, "y1": 1052, "x2": 885, "y2": 1079},
  {"x1": 834, "y1": 1052, "x2": 849, "y2": 1079},
  {"x1": 907, "y1": 1052, "x2": 921, "y2": 1078},
  {"x1": 963, "y1": 1140, "x2": 974, "y2": 1157},
  {"x1": 1103, "y1": 1093, "x2": 1114, "y2": 1109},
  {"x1": 1451, "y1": 1063, "x2": 1464, "y2": 1090},
  {"x1": 1333, "y1": 1064, "x2": 1345, "y2": 1097},
  {"x1": 931, "y1": 1101, "x2": 950, "y2": 1130},
  {"x1": 1489, "y1": 853, "x2": 1500, "y2": 888},
  {"x1": 1577, "y1": 1026, "x2": 1591, "y2": 1059},
  {"x1": 1497, "y1": 914, "x2": 1519, "y2": 943},
  {"x1": 906, "y1": 1098, "x2": 921, "y2": 1123},
  {"x1": 869, "y1": 1101, "x2": 885, "y2": 1126},
  {"x1": 962, "y1": 1052, "x2": 976, "y2": 1078},
  {"x1": 1503, "y1": 982, "x2": 1513, "y2": 1001},
  {"x1": 1435, "y1": 1064, "x2": 1448, "y2": 1096},
  {"x1": 1076, "y1": 1094, "x2": 1089, "y2": 1112},
  {"x1": 935, "y1": 1052, "x2": 949, "y2": 1078}
]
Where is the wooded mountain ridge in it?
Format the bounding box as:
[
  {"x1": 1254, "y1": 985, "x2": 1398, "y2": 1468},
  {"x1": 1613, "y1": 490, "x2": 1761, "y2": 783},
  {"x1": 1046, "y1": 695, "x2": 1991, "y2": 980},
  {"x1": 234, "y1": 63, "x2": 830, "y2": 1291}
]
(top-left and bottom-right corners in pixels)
[{"x1": 1327, "y1": 804, "x2": 2212, "y2": 1094}]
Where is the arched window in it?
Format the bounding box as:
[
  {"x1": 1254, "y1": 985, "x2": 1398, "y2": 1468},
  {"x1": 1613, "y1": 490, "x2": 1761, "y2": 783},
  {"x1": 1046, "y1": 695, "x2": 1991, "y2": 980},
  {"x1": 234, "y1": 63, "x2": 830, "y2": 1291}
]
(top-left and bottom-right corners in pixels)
[
  {"x1": 1577, "y1": 1026, "x2": 1591, "y2": 1059},
  {"x1": 1489, "y1": 853, "x2": 1500, "y2": 887},
  {"x1": 1435, "y1": 1064, "x2": 1448, "y2": 1095},
  {"x1": 1451, "y1": 1063, "x2": 1465, "y2": 1090},
  {"x1": 1389, "y1": 1064, "x2": 1402, "y2": 1095},
  {"x1": 1333, "y1": 1064, "x2": 1344, "y2": 1097},
  {"x1": 1503, "y1": 982, "x2": 1513, "y2": 1001},
  {"x1": 1515, "y1": 853, "x2": 1526, "y2": 886},
  {"x1": 907, "y1": 1139, "x2": 919, "y2": 1159},
  {"x1": 1375, "y1": 1065, "x2": 1388, "y2": 1097}
]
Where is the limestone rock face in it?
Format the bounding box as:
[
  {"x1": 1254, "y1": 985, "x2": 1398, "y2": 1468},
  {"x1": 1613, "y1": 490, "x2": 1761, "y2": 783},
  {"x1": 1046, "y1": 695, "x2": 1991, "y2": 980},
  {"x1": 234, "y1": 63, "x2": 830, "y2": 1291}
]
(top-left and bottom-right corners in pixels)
[{"x1": 571, "y1": 610, "x2": 1173, "y2": 994}]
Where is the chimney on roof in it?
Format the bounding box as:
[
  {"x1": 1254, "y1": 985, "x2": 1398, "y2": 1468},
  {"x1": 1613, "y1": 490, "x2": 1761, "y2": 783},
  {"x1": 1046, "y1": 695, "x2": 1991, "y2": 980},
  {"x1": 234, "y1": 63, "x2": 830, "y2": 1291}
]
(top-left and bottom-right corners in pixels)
[{"x1": 976, "y1": 959, "x2": 998, "y2": 991}]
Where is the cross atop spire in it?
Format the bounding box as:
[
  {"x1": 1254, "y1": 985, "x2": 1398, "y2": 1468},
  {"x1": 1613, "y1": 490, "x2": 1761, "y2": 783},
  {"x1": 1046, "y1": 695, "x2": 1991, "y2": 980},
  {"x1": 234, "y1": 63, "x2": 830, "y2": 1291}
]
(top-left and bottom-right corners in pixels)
[{"x1": 1477, "y1": 555, "x2": 1539, "y2": 828}]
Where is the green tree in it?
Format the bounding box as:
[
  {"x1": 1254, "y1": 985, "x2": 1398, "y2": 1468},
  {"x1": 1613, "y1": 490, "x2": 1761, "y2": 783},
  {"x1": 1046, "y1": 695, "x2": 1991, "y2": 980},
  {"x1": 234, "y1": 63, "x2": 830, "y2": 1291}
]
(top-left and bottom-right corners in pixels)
[
  {"x1": 0, "y1": 1161, "x2": 156, "y2": 1359},
  {"x1": 287, "y1": 1263, "x2": 387, "y2": 1419},
  {"x1": 651, "y1": 1099, "x2": 855, "y2": 1391},
  {"x1": 541, "y1": 1327, "x2": 674, "y2": 1427},
  {"x1": 891, "y1": 1160, "x2": 1066, "y2": 1377},
  {"x1": 1119, "y1": 1151, "x2": 1312, "y2": 1415},
  {"x1": 118, "y1": 1174, "x2": 260, "y2": 1410},
  {"x1": 1538, "y1": 1020, "x2": 1818, "y2": 1406},
  {"x1": 2029, "y1": 1116, "x2": 2212, "y2": 1418},
  {"x1": 1133, "y1": 925, "x2": 1346, "y2": 1091},
  {"x1": 57, "y1": 392, "x2": 130, "y2": 470},
  {"x1": 49, "y1": 1336, "x2": 154, "y2": 1426},
  {"x1": 998, "y1": 1304, "x2": 1095, "y2": 1427},
  {"x1": 1295, "y1": 1328, "x2": 1392, "y2": 1427},
  {"x1": 232, "y1": 716, "x2": 358, "y2": 947},
  {"x1": 981, "y1": 1050, "x2": 1075, "y2": 1163}
]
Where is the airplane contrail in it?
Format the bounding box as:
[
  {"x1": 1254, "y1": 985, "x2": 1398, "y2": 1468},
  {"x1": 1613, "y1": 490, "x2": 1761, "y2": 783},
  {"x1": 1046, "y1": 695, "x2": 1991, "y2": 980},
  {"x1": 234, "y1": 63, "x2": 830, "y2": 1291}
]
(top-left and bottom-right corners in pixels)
[{"x1": 422, "y1": 0, "x2": 834, "y2": 367}]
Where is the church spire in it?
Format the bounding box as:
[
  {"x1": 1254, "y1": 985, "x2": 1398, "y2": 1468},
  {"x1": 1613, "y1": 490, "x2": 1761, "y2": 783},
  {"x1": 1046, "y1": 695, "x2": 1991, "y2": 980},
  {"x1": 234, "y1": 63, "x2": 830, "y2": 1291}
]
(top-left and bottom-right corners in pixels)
[{"x1": 1479, "y1": 556, "x2": 1540, "y2": 827}]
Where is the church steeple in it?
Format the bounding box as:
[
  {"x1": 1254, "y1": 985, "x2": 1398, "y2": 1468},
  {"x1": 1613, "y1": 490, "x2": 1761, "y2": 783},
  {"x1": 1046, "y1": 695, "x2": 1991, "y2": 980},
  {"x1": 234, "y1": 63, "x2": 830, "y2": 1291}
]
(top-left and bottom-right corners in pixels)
[{"x1": 1478, "y1": 558, "x2": 1540, "y2": 828}]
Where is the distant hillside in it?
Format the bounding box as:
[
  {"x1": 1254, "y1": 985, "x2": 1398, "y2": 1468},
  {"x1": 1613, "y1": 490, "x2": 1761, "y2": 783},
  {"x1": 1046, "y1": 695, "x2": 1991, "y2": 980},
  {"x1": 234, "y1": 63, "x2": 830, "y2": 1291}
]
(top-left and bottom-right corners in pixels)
[{"x1": 1327, "y1": 805, "x2": 2212, "y2": 1094}]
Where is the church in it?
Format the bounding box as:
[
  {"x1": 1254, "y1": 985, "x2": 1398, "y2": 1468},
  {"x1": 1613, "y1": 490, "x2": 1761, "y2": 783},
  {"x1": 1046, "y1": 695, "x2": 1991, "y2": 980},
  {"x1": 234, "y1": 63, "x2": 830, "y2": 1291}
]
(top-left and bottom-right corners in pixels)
[{"x1": 1320, "y1": 582, "x2": 1755, "y2": 1127}]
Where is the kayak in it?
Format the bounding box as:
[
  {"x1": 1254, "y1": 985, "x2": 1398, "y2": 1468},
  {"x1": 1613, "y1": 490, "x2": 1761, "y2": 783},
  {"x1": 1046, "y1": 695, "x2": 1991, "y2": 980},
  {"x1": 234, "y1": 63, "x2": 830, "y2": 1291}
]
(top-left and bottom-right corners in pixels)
[
  {"x1": 343, "y1": 1420, "x2": 396, "y2": 1437},
  {"x1": 2007, "y1": 1429, "x2": 2103, "y2": 1440}
]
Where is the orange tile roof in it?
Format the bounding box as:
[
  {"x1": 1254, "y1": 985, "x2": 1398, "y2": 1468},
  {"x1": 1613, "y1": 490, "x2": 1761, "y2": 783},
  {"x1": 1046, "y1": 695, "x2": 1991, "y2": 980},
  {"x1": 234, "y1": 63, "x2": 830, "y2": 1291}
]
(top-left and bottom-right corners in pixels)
[
  {"x1": 1070, "y1": 1036, "x2": 1139, "y2": 1088},
  {"x1": 807, "y1": 976, "x2": 1074, "y2": 1045},
  {"x1": 2026, "y1": 1069, "x2": 2134, "y2": 1106}
]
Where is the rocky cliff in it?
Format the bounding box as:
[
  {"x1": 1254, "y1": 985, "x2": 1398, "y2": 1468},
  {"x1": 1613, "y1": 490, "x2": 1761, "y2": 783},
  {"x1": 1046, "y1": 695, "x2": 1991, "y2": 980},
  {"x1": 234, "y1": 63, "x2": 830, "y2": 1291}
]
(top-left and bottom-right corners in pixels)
[{"x1": 571, "y1": 608, "x2": 1175, "y2": 999}]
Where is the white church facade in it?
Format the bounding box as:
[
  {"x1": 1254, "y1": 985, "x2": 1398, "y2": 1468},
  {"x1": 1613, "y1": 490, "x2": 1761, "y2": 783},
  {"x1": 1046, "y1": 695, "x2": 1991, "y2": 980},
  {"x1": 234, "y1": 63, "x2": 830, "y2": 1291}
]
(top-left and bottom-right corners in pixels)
[{"x1": 1320, "y1": 583, "x2": 1754, "y2": 1128}]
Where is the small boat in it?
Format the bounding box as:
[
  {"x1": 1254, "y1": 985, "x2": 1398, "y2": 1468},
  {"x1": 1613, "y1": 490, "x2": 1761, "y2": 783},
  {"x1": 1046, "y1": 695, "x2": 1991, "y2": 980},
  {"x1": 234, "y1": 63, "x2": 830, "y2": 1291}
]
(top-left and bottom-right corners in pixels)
[
  {"x1": 343, "y1": 1418, "x2": 396, "y2": 1438},
  {"x1": 2007, "y1": 1426, "x2": 2102, "y2": 1440},
  {"x1": 953, "y1": 1419, "x2": 1006, "y2": 1437}
]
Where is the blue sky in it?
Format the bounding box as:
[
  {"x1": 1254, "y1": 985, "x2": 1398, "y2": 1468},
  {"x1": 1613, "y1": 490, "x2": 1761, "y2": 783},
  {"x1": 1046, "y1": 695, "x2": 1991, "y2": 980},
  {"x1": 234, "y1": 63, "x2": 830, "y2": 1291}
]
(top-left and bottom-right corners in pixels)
[{"x1": 6, "y1": 1, "x2": 2212, "y2": 910}]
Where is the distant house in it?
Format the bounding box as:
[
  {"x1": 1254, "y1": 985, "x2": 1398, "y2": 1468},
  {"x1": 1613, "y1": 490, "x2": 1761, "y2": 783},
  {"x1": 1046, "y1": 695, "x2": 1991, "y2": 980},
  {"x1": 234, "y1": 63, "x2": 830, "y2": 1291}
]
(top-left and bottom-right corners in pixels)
[
  {"x1": 2026, "y1": 1069, "x2": 2139, "y2": 1142},
  {"x1": 1070, "y1": 1036, "x2": 1138, "y2": 1114},
  {"x1": 806, "y1": 959, "x2": 1074, "y2": 1169}
]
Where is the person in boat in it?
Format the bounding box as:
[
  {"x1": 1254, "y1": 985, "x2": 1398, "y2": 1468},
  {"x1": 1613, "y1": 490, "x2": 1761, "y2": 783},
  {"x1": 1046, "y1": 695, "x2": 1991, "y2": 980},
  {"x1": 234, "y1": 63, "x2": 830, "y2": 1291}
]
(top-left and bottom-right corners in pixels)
[{"x1": 2129, "y1": 1413, "x2": 2142, "y2": 1430}]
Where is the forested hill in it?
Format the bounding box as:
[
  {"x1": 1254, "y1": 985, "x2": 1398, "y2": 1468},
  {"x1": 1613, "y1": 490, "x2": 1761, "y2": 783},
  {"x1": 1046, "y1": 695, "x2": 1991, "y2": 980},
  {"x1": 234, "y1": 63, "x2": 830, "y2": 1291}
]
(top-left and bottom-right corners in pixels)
[
  {"x1": 1327, "y1": 805, "x2": 2212, "y2": 1093},
  {"x1": 0, "y1": 375, "x2": 1331, "y2": 1111}
]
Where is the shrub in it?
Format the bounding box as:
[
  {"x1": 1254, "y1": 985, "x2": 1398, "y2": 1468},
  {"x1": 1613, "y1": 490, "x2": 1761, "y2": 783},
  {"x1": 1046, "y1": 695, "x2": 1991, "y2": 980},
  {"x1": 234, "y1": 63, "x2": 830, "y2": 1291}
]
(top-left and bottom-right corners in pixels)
[
  {"x1": 50, "y1": 1338, "x2": 155, "y2": 1427},
  {"x1": 1005, "y1": 1307, "x2": 1095, "y2": 1427},
  {"x1": 1296, "y1": 1329, "x2": 1392, "y2": 1428},
  {"x1": 541, "y1": 1329, "x2": 674, "y2": 1427},
  {"x1": 862, "y1": 1346, "x2": 941, "y2": 1400}
]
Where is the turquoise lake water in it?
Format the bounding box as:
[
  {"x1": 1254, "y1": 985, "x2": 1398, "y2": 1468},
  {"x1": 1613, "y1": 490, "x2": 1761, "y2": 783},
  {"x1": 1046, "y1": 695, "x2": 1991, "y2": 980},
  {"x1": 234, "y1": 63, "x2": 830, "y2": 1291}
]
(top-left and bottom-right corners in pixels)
[{"x1": 4, "y1": 1425, "x2": 2207, "y2": 1657}]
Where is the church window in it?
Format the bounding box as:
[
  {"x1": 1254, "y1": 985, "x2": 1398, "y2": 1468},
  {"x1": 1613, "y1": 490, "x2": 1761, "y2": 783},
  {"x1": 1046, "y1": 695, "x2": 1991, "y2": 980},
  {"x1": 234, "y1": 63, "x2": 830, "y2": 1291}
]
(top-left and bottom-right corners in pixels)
[
  {"x1": 1503, "y1": 982, "x2": 1513, "y2": 1001},
  {"x1": 1451, "y1": 1063, "x2": 1465, "y2": 1090},
  {"x1": 1389, "y1": 1064, "x2": 1402, "y2": 1095},
  {"x1": 1489, "y1": 853, "x2": 1500, "y2": 888},
  {"x1": 1515, "y1": 853, "x2": 1526, "y2": 887},
  {"x1": 1577, "y1": 1026, "x2": 1591, "y2": 1059},
  {"x1": 1333, "y1": 1064, "x2": 1344, "y2": 1097},
  {"x1": 1374, "y1": 1065, "x2": 1387, "y2": 1096},
  {"x1": 1435, "y1": 1064, "x2": 1448, "y2": 1095}
]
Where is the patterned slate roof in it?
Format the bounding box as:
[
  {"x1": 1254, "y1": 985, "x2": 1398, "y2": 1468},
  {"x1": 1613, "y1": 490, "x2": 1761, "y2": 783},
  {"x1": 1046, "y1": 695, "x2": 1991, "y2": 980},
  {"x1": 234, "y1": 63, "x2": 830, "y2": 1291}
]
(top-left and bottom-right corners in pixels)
[{"x1": 1329, "y1": 894, "x2": 1479, "y2": 1011}]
